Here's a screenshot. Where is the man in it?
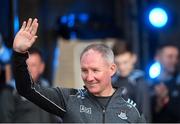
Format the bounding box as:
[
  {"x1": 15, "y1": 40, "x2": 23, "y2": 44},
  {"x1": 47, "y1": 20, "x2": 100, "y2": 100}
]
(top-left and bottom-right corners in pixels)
[
  {"x1": 112, "y1": 41, "x2": 151, "y2": 122},
  {"x1": 0, "y1": 33, "x2": 14, "y2": 122},
  {"x1": 149, "y1": 43, "x2": 180, "y2": 122},
  {"x1": 12, "y1": 48, "x2": 60, "y2": 122},
  {"x1": 12, "y1": 18, "x2": 145, "y2": 123},
  {"x1": 0, "y1": 33, "x2": 12, "y2": 84}
]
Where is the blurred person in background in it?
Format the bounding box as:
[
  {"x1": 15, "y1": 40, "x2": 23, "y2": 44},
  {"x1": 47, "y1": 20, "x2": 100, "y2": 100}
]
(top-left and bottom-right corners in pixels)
[
  {"x1": 12, "y1": 48, "x2": 61, "y2": 122},
  {"x1": 0, "y1": 33, "x2": 14, "y2": 122},
  {"x1": 0, "y1": 33, "x2": 12, "y2": 83},
  {"x1": 112, "y1": 40, "x2": 151, "y2": 122},
  {"x1": 149, "y1": 43, "x2": 180, "y2": 122}
]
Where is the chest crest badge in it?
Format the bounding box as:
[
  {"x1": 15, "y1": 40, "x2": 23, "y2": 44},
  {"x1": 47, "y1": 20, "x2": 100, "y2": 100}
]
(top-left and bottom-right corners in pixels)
[{"x1": 118, "y1": 111, "x2": 128, "y2": 120}]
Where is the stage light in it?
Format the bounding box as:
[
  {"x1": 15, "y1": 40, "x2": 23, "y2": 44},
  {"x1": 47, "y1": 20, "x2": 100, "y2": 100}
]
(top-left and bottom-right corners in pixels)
[
  {"x1": 149, "y1": 61, "x2": 161, "y2": 79},
  {"x1": 78, "y1": 13, "x2": 89, "y2": 24},
  {"x1": 60, "y1": 14, "x2": 75, "y2": 27},
  {"x1": 60, "y1": 15, "x2": 67, "y2": 24},
  {"x1": 14, "y1": 16, "x2": 19, "y2": 34},
  {"x1": 67, "y1": 14, "x2": 75, "y2": 28},
  {"x1": 149, "y1": 7, "x2": 168, "y2": 28}
]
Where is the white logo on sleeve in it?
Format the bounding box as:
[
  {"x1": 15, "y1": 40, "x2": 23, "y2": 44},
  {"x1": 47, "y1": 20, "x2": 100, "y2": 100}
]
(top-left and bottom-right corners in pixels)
[{"x1": 127, "y1": 98, "x2": 136, "y2": 107}]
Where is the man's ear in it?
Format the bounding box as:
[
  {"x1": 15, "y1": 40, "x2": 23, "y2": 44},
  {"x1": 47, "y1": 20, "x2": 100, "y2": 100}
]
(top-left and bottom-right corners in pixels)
[
  {"x1": 39, "y1": 62, "x2": 45, "y2": 74},
  {"x1": 110, "y1": 63, "x2": 117, "y2": 77},
  {"x1": 132, "y1": 54, "x2": 137, "y2": 64}
]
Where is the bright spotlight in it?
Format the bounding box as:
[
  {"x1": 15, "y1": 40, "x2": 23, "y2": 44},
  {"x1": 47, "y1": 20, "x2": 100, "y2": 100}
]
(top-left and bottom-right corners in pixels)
[
  {"x1": 149, "y1": 7, "x2": 168, "y2": 28},
  {"x1": 149, "y1": 61, "x2": 161, "y2": 79}
]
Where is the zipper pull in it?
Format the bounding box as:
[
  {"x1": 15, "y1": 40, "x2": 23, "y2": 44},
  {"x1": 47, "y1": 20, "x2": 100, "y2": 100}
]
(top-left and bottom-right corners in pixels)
[
  {"x1": 103, "y1": 109, "x2": 106, "y2": 113},
  {"x1": 102, "y1": 109, "x2": 106, "y2": 123}
]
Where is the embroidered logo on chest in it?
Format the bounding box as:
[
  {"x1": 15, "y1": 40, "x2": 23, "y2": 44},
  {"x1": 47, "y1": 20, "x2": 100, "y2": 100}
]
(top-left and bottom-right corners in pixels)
[
  {"x1": 80, "y1": 105, "x2": 92, "y2": 114},
  {"x1": 118, "y1": 111, "x2": 128, "y2": 120}
]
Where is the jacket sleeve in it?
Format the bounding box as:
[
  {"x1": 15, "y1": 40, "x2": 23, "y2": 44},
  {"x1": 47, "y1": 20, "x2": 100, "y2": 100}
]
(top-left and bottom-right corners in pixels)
[
  {"x1": 137, "y1": 78, "x2": 152, "y2": 122},
  {"x1": 137, "y1": 114, "x2": 146, "y2": 123},
  {"x1": 12, "y1": 51, "x2": 67, "y2": 117}
]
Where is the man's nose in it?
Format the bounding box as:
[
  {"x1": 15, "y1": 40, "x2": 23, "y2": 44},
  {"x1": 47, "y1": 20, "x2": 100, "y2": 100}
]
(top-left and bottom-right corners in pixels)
[{"x1": 86, "y1": 73, "x2": 94, "y2": 82}]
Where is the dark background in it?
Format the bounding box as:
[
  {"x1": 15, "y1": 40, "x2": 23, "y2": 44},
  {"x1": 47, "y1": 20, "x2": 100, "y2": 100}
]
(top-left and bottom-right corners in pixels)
[{"x1": 1, "y1": 0, "x2": 180, "y2": 83}]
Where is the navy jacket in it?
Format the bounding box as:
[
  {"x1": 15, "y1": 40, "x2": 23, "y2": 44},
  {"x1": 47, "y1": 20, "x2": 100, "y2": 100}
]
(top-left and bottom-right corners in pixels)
[{"x1": 112, "y1": 70, "x2": 151, "y2": 122}]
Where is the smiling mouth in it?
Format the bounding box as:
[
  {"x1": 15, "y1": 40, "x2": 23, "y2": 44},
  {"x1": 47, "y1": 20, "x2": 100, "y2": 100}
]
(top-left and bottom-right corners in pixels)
[{"x1": 86, "y1": 83, "x2": 98, "y2": 87}]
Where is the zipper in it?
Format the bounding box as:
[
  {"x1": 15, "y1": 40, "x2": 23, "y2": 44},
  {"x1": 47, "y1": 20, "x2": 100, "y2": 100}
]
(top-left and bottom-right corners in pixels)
[
  {"x1": 102, "y1": 89, "x2": 117, "y2": 123},
  {"x1": 102, "y1": 108, "x2": 106, "y2": 123},
  {"x1": 86, "y1": 89, "x2": 117, "y2": 123}
]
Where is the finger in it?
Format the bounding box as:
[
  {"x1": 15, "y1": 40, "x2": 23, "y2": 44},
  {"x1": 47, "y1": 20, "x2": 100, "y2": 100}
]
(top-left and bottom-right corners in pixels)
[
  {"x1": 29, "y1": 26, "x2": 33, "y2": 33},
  {"x1": 31, "y1": 18, "x2": 39, "y2": 35},
  {"x1": 29, "y1": 18, "x2": 37, "y2": 33},
  {"x1": 25, "y1": 18, "x2": 32, "y2": 31},
  {"x1": 19, "y1": 21, "x2": 26, "y2": 32}
]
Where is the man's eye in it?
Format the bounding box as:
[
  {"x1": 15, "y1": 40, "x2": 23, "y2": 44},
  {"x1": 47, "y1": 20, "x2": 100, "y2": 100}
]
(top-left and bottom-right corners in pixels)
[
  {"x1": 81, "y1": 69, "x2": 87, "y2": 73},
  {"x1": 93, "y1": 69, "x2": 99, "y2": 72}
]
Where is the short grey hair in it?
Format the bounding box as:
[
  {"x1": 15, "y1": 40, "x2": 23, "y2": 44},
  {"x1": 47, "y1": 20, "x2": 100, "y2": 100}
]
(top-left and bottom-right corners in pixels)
[{"x1": 80, "y1": 44, "x2": 114, "y2": 63}]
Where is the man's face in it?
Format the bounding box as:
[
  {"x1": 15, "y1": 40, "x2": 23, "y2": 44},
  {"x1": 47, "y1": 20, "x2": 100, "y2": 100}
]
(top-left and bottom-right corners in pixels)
[
  {"x1": 26, "y1": 53, "x2": 44, "y2": 82},
  {"x1": 157, "y1": 46, "x2": 179, "y2": 74},
  {"x1": 80, "y1": 50, "x2": 116, "y2": 96},
  {"x1": 115, "y1": 52, "x2": 136, "y2": 77}
]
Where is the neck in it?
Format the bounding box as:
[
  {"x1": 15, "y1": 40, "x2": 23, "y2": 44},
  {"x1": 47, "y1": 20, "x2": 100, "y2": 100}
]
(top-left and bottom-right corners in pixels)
[{"x1": 96, "y1": 86, "x2": 116, "y2": 97}]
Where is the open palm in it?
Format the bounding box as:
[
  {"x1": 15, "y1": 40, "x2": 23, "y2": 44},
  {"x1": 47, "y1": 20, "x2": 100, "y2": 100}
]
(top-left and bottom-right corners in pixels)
[{"x1": 13, "y1": 18, "x2": 39, "y2": 53}]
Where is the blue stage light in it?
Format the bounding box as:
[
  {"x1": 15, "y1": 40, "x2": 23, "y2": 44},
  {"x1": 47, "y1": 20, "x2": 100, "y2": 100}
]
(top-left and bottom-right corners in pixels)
[
  {"x1": 60, "y1": 16, "x2": 67, "y2": 24},
  {"x1": 78, "y1": 13, "x2": 89, "y2": 24},
  {"x1": 67, "y1": 14, "x2": 75, "y2": 28},
  {"x1": 149, "y1": 7, "x2": 168, "y2": 28},
  {"x1": 14, "y1": 16, "x2": 19, "y2": 34},
  {"x1": 149, "y1": 61, "x2": 161, "y2": 79}
]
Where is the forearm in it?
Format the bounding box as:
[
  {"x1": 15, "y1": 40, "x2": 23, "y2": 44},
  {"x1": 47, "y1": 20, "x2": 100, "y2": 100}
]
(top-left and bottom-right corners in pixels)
[{"x1": 12, "y1": 51, "x2": 32, "y2": 94}]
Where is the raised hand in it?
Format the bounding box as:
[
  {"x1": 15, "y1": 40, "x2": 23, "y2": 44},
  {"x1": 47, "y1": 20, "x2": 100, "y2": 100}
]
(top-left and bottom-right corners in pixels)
[{"x1": 13, "y1": 18, "x2": 39, "y2": 53}]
